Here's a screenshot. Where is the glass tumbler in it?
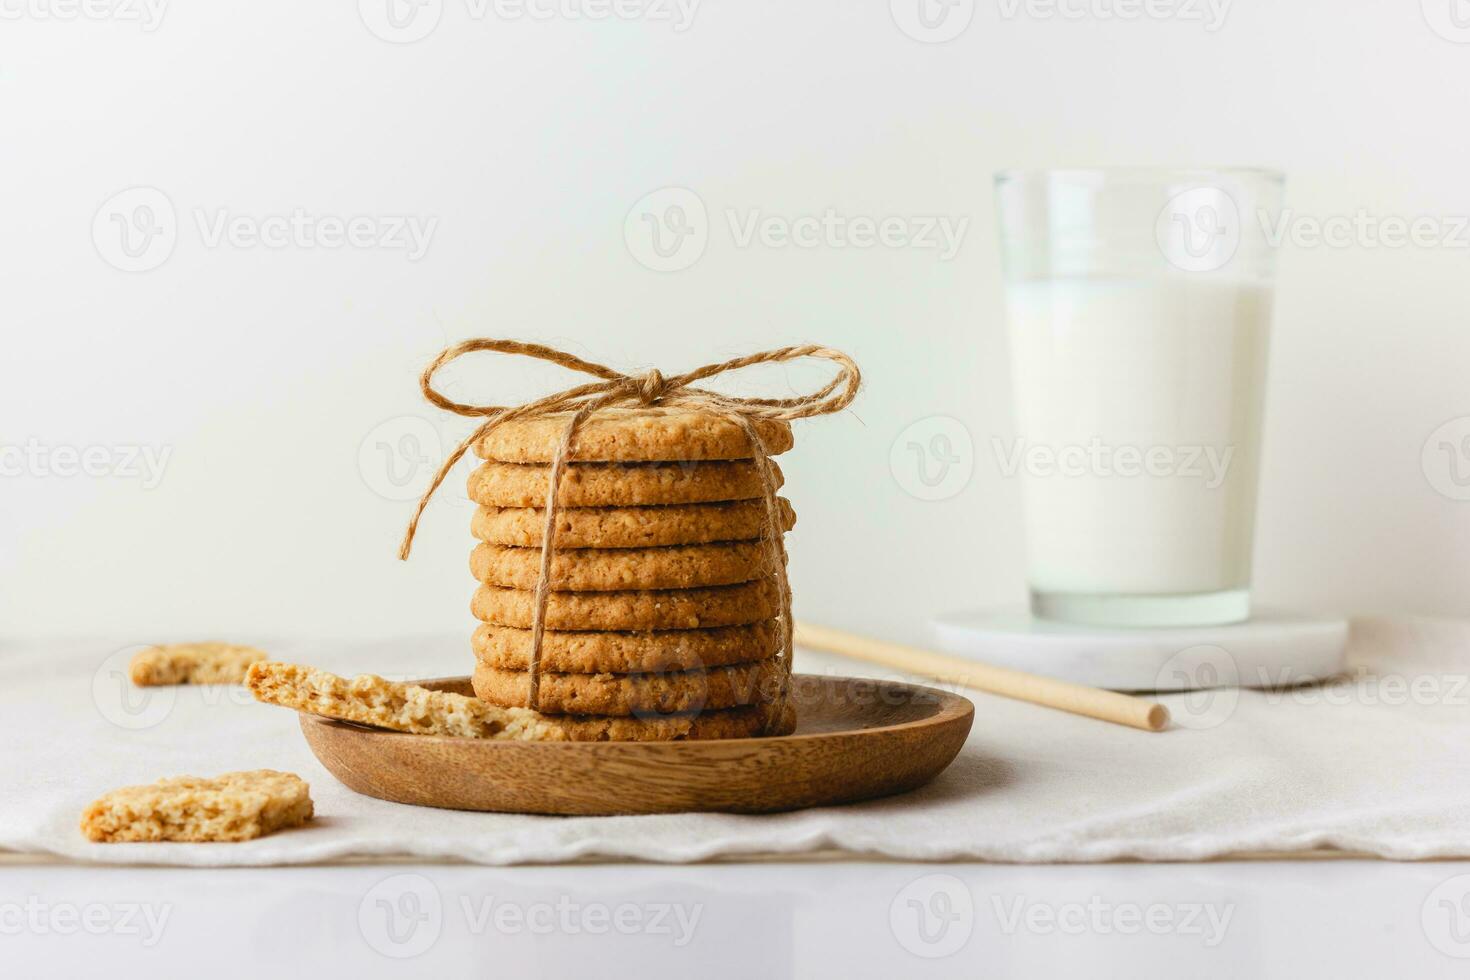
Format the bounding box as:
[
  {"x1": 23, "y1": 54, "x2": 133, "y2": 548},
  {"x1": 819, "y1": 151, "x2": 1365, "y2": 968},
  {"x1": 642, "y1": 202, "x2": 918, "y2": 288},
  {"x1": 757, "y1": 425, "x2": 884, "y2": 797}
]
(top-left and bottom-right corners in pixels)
[{"x1": 994, "y1": 168, "x2": 1284, "y2": 628}]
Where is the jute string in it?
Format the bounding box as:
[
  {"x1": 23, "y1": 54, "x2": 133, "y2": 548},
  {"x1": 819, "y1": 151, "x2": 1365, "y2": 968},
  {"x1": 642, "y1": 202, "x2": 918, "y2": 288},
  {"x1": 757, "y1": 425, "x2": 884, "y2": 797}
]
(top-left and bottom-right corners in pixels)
[{"x1": 398, "y1": 339, "x2": 861, "y2": 730}]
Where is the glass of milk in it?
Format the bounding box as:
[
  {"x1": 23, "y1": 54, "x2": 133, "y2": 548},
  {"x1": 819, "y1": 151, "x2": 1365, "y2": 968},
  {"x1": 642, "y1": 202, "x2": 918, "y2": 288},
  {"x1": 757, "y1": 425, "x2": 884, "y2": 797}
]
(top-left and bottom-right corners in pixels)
[{"x1": 994, "y1": 168, "x2": 1284, "y2": 627}]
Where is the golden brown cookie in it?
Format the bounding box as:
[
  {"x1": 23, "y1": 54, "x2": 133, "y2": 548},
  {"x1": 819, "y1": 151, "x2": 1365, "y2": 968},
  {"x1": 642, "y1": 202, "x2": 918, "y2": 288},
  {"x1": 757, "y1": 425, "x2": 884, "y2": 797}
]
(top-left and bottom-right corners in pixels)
[
  {"x1": 471, "y1": 498, "x2": 795, "y2": 549},
  {"x1": 474, "y1": 406, "x2": 794, "y2": 463},
  {"x1": 128, "y1": 642, "x2": 268, "y2": 686},
  {"x1": 467, "y1": 459, "x2": 784, "y2": 508},
  {"x1": 471, "y1": 579, "x2": 780, "y2": 630},
  {"x1": 549, "y1": 699, "x2": 796, "y2": 742},
  {"x1": 246, "y1": 662, "x2": 563, "y2": 740},
  {"x1": 472, "y1": 621, "x2": 781, "y2": 673},
  {"x1": 471, "y1": 659, "x2": 783, "y2": 716},
  {"x1": 469, "y1": 540, "x2": 773, "y2": 591},
  {"x1": 244, "y1": 663, "x2": 790, "y2": 742},
  {"x1": 80, "y1": 770, "x2": 313, "y2": 843}
]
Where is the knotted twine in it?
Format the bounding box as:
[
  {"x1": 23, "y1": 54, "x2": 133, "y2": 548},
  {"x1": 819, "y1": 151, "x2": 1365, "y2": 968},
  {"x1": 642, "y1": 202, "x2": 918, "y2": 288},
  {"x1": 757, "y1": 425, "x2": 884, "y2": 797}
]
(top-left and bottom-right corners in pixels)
[{"x1": 398, "y1": 339, "x2": 861, "y2": 732}]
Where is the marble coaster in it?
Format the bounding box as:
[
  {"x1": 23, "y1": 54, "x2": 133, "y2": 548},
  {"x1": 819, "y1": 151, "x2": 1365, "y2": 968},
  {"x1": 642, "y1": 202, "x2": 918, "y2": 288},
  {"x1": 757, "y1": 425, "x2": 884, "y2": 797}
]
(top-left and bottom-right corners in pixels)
[{"x1": 931, "y1": 609, "x2": 1349, "y2": 692}]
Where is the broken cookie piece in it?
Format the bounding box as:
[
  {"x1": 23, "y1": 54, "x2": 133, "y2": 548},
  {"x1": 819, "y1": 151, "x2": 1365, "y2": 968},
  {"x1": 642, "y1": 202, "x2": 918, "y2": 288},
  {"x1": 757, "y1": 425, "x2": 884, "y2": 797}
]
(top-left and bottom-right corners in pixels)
[
  {"x1": 129, "y1": 642, "x2": 269, "y2": 686},
  {"x1": 245, "y1": 661, "x2": 565, "y2": 741},
  {"x1": 81, "y1": 769, "x2": 313, "y2": 843}
]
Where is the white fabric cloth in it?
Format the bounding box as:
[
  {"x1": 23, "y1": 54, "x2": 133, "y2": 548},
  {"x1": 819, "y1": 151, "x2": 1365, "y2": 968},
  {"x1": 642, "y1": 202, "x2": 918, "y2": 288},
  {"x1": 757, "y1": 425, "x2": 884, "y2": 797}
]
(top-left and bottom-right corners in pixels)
[{"x1": 3, "y1": 618, "x2": 1468, "y2": 866}]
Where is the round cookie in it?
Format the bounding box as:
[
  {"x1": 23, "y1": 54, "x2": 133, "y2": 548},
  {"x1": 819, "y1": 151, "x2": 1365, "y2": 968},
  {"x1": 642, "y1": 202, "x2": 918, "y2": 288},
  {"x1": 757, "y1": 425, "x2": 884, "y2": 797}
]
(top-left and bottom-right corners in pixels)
[
  {"x1": 472, "y1": 621, "x2": 781, "y2": 673},
  {"x1": 471, "y1": 579, "x2": 779, "y2": 630},
  {"x1": 467, "y1": 458, "x2": 784, "y2": 508},
  {"x1": 471, "y1": 498, "x2": 795, "y2": 549},
  {"x1": 471, "y1": 659, "x2": 783, "y2": 716},
  {"x1": 474, "y1": 406, "x2": 794, "y2": 463},
  {"x1": 469, "y1": 541, "x2": 773, "y2": 591},
  {"x1": 543, "y1": 699, "x2": 796, "y2": 742}
]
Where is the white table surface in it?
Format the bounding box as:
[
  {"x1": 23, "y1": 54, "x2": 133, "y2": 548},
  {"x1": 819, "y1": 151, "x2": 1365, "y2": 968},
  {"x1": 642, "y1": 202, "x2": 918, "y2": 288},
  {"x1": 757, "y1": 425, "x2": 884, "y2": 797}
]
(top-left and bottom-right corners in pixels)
[{"x1": 5, "y1": 855, "x2": 1470, "y2": 978}]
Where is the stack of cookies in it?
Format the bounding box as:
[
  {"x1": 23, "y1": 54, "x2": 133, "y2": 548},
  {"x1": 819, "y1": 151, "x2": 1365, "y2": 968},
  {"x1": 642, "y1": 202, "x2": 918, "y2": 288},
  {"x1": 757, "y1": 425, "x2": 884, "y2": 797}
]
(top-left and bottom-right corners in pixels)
[{"x1": 465, "y1": 406, "x2": 798, "y2": 740}]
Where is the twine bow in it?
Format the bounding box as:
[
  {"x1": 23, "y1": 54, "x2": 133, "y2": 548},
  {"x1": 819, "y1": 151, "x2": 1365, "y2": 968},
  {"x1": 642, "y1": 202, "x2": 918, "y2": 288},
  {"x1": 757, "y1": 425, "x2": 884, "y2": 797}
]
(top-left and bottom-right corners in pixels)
[{"x1": 399, "y1": 339, "x2": 861, "y2": 728}]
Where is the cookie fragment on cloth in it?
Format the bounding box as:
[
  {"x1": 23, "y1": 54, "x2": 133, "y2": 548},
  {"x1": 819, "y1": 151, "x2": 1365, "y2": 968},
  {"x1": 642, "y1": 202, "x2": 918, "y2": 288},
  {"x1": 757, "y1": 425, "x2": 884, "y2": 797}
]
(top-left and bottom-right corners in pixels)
[
  {"x1": 128, "y1": 642, "x2": 268, "y2": 686},
  {"x1": 80, "y1": 770, "x2": 312, "y2": 843}
]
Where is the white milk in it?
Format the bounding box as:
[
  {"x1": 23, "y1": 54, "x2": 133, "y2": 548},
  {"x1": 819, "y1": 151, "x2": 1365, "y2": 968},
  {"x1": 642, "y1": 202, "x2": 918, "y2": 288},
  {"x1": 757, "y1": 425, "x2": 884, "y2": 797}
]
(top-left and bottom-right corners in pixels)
[{"x1": 1004, "y1": 276, "x2": 1271, "y2": 599}]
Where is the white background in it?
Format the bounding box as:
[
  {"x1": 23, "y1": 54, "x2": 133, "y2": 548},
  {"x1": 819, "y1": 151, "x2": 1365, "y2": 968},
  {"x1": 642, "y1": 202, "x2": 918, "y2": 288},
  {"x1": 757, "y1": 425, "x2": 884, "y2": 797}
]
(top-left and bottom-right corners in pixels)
[{"x1": 3, "y1": 0, "x2": 1469, "y2": 649}]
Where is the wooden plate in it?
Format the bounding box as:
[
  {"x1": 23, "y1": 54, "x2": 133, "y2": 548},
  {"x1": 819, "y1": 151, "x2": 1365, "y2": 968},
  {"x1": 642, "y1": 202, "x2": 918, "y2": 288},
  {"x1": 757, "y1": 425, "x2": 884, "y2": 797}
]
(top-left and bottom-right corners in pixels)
[{"x1": 299, "y1": 673, "x2": 973, "y2": 815}]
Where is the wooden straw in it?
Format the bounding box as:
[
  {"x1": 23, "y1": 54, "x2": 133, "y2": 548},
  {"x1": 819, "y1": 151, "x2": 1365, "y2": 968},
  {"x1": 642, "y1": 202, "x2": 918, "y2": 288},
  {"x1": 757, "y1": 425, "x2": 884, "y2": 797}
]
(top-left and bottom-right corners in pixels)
[{"x1": 794, "y1": 621, "x2": 1170, "y2": 733}]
